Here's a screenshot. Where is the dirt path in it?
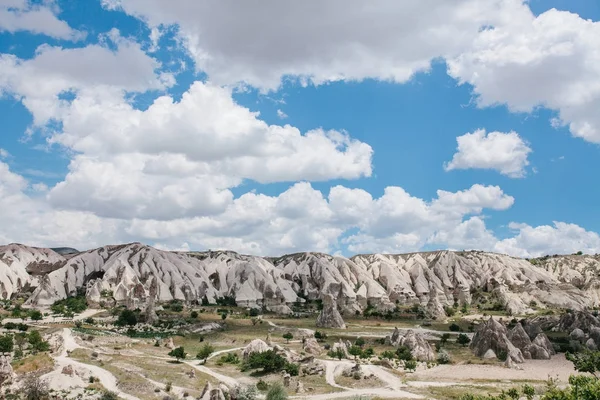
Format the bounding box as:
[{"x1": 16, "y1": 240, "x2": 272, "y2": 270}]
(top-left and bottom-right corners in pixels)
[
  {"x1": 43, "y1": 328, "x2": 140, "y2": 400},
  {"x1": 319, "y1": 359, "x2": 423, "y2": 399},
  {"x1": 184, "y1": 360, "x2": 253, "y2": 387},
  {"x1": 207, "y1": 347, "x2": 244, "y2": 360}
]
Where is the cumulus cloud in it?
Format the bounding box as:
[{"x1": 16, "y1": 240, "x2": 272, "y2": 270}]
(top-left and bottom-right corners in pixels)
[
  {"x1": 0, "y1": 29, "x2": 174, "y2": 126},
  {"x1": 444, "y1": 129, "x2": 532, "y2": 177},
  {"x1": 0, "y1": 0, "x2": 84, "y2": 40},
  {"x1": 447, "y1": 8, "x2": 600, "y2": 143},
  {"x1": 101, "y1": 0, "x2": 528, "y2": 91},
  {"x1": 495, "y1": 222, "x2": 600, "y2": 258}
]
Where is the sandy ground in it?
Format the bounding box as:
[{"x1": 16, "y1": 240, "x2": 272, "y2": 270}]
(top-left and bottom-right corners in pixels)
[
  {"x1": 42, "y1": 328, "x2": 140, "y2": 400},
  {"x1": 411, "y1": 353, "x2": 576, "y2": 383}
]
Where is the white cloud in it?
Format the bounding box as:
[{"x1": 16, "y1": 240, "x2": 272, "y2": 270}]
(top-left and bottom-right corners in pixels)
[
  {"x1": 102, "y1": 0, "x2": 528, "y2": 91},
  {"x1": 445, "y1": 129, "x2": 532, "y2": 177},
  {"x1": 495, "y1": 222, "x2": 600, "y2": 258},
  {"x1": 447, "y1": 8, "x2": 600, "y2": 143},
  {"x1": 39, "y1": 81, "x2": 372, "y2": 220},
  {"x1": 0, "y1": 30, "x2": 174, "y2": 126},
  {"x1": 0, "y1": 161, "x2": 120, "y2": 249},
  {"x1": 0, "y1": 148, "x2": 10, "y2": 159},
  {"x1": 276, "y1": 109, "x2": 288, "y2": 119},
  {"x1": 0, "y1": 0, "x2": 84, "y2": 40}
]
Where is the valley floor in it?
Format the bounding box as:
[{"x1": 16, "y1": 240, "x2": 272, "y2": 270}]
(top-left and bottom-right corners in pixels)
[{"x1": 2, "y1": 310, "x2": 579, "y2": 400}]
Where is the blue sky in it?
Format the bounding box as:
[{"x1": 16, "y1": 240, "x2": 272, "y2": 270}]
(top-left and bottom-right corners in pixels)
[{"x1": 0, "y1": 0, "x2": 599, "y2": 257}]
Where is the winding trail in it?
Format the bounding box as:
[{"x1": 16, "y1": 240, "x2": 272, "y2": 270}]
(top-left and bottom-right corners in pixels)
[{"x1": 43, "y1": 328, "x2": 140, "y2": 400}]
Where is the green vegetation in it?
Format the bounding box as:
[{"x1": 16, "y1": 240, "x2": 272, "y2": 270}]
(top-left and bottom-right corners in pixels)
[
  {"x1": 196, "y1": 343, "x2": 214, "y2": 362},
  {"x1": 168, "y1": 346, "x2": 186, "y2": 361},
  {"x1": 0, "y1": 334, "x2": 14, "y2": 353},
  {"x1": 241, "y1": 350, "x2": 298, "y2": 376},
  {"x1": 115, "y1": 309, "x2": 138, "y2": 326},
  {"x1": 265, "y1": 383, "x2": 287, "y2": 400},
  {"x1": 28, "y1": 310, "x2": 43, "y2": 321},
  {"x1": 217, "y1": 353, "x2": 240, "y2": 365},
  {"x1": 282, "y1": 332, "x2": 293, "y2": 343},
  {"x1": 28, "y1": 330, "x2": 50, "y2": 353},
  {"x1": 457, "y1": 333, "x2": 471, "y2": 347},
  {"x1": 404, "y1": 359, "x2": 417, "y2": 371},
  {"x1": 51, "y1": 295, "x2": 87, "y2": 316}
]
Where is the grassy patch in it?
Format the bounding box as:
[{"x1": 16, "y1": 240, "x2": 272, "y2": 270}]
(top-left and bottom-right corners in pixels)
[{"x1": 11, "y1": 353, "x2": 54, "y2": 375}]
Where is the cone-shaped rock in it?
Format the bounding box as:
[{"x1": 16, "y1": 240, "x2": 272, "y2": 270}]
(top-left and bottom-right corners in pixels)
[{"x1": 316, "y1": 294, "x2": 346, "y2": 329}]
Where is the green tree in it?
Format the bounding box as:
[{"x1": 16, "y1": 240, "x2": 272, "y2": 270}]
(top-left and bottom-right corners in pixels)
[
  {"x1": 221, "y1": 312, "x2": 228, "y2": 320},
  {"x1": 457, "y1": 333, "x2": 471, "y2": 347},
  {"x1": 29, "y1": 310, "x2": 43, "y2": 321},
  {"x1": 348, "y1": 345, "x2": 363, "y2": 359},
  {"x1": 190, "y1": 311, "x2": 199, "y2": 319},
  {"x1": 522, "y1": 384, "x2": 535, "y2": 400},
  {"x1": 197, "y1": 343, "x2": 214, "y2": 362},
  {"x1": 440, "y1": 333, "x2": 451, "y2": 345},
  {"x1": 395, "y1": 346, "x2": 413, "y2": 361},
  {"x1": 404, "y1": 360, "x2": 417, "y2": 372},
  {"x1": 115, "y1": 309, "x2": 138, "y2": 327},
  {"x1": 100, "y1": 391, "x2": 119, "y2": 400},
  {"x1": 243, "y1": 350, "x2": 286, "y2": 373},
  {"x1": 168, "y1": 346, "x2": 186, "y2": 361},
  {"x1": 354, "y1": 337, "x2": 365, "y2": 347},
  {"x1": 566, "y1": 351, "x2": 600, "y2": 377},
  {"x1": 28, "y1": 330, "x2": 50, "y2": 353},
  {"x1": 266, "y1": 383, "x2": 287, "y2": 400},
  {"x1": 282, "y1": 332, "x2": 293, "y2": 343},
  {"x1": 0, "y1": 334, "x2": 13, "y2": 353}
]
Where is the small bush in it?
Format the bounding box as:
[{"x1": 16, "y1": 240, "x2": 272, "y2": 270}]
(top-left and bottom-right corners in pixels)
[
  {"x1": 265, "y1": 383, "x2": 287, "y2": 400},
  {"x1": 449, "y1": 323, "x2": 460, "y2": 332},
  {"x1": 256, "y1": 380, "x2": 269, "y2": 391},
  {"x1": 404, "y1": 360, "x2": 417, "y2": 371}
]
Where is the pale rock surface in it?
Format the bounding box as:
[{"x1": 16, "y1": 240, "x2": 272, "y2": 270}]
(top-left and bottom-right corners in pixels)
[
  {"x1": 470, "y1": 317, "x2": 524, "y2": 363},
  {"x1": 242, "y1": 339, "x2": 271, "y2": 361},
  {"x1": 396, "y1": 329, "x2": 436, "y2": 361},
  {"x1": 316, "y1": 294, "x2": 346, "y2": 329},
  {"x1": 1, "y1": 243, "x2": 599, "y2": 318},
  {"x1": 570, "y1": 328, "x2": 585, "y2": 342},
  {"x1": 527, "y1": 334, "x2": 555, "y2": 360},
  {"x1": 508, "y1": 323, "x2": 532, "y2": 358},
  {"x1": 587, "y1": 338, "x2": 597, "y2": 351},
  {"x1": 0, "y1": 355, "x2": 13, "y2": 386},
  {"x1": 303, "y1": 338, "x2": 322, "y2": 355},
  {"x1": 331, "y1": 339, "x2": 351, "y2": 358},
  {"x1": 558, "y1": 311, "x2": 600, "y2": 333}
]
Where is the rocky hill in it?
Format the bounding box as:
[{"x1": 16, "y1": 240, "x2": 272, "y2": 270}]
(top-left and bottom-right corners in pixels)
[{"x1": 1, "y1": 243, "x2": 599, "y2": 316}]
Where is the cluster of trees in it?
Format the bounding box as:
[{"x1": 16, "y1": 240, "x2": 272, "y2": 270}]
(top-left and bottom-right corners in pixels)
[
  {"x1": 242, "y1": 350, "x2": 299, "y2": 376},
  {"x1": 51, "y1": 295, "x2": 87, "y2": 316},
  {"x1": 0, "y1": 330, "x2": 50, "y2": 356}
]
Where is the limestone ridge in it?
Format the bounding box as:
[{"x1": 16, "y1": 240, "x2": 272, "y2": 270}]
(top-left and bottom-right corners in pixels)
[{"x1": 0, "y1": 243, "x2": 599, "y2": 315}]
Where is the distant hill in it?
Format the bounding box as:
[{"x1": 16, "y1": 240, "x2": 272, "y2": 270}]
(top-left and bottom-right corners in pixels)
[{"x1": 50, "y1": 247, "x2": 80, "y2": 256}]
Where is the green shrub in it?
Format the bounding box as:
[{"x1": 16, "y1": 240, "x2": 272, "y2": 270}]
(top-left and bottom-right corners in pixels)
[
  {"x1": 395, "y1": 346, "x2": 413, "y2": 361},
  {"x1": 404, "y1": 360, "x2": 417, "y2": 371},
  {"x1": 266, "y1": 384, "x2": 287, "y2": 400}
]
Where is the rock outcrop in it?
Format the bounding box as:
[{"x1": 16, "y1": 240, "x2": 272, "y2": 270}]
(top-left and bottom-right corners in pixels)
[
  {"x1": 316, "y1": 295, "x2": 346, "y2": 329},
  {"x1": 1, "y1": 242, "x2": 600, "y2": 317},
  {"x1": 303, "y1": 338, "x2": 322, "y2": 355},
  {"x1": 0, "y1": 355, "x2": 13, "y2": 386},
  {"x1": 470, "y1": 318, "x2": 524, "y2": 363},
  {"x1": 395, "y1": 329, "x2": 435, "y2": 361},
  {"x1": 242, "y1": 339, "x2": 271, "y2": 360},
  {"x1": 558, "y1": 311, "x2": 600, "y2": 333},
  {"x1": 472, "y1": 318, "x2": 555, "y2": 362}
]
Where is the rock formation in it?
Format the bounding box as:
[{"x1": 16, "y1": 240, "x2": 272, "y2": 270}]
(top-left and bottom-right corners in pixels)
[
  {"x1": 470, "y1": 317, "x2": 524, "y2": 363},
  {"x1": 395, "y1": 329, "x2": 435, "y2": 361},
  {"x1": 303, "y1": 338, "x2": 322, "y2": 355},
  {"x1": 472, "y1": 318, "x2": 555, "y2": 362},
  {"x1": 1, "y1": 242, "x2": 600, "y2": 318},
  {"x1": 0, "y1": 355, "x2": 13, "y2": 386},
  {"x1": 242, "y1": 339, "x2": 271, "y2": 361},
  {"x1": 331, "y1": 339, "x2": 351, "y2": 358},
  {"x1": 508, "y1": 323, "x2": 532, "y2": 356},
  {"x1": 316, "y1": 294, "x2": 346, "y2": 329},
  {"x1": 200, "y1": 382, "x2": 226, "y2": 400},
  {"x1": 558, "y1": 311, "x2": 600, "y2": 333},
  {"x1": 570, "y1": 328, "x2": 585, "y2": 342}
]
